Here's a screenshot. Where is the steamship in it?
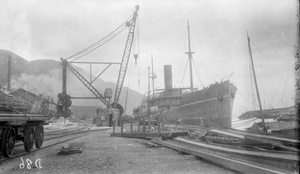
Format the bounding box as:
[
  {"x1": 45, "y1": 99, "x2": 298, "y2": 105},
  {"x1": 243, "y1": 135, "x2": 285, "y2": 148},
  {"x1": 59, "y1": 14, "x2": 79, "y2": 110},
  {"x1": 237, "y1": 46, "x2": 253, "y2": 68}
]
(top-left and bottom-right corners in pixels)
[
  {"x1": 133, "y1": 22, "x2": 237, "y2": 129},
  {"x1": 133, "y1": 65, "x2": 237, "y2": 128}
]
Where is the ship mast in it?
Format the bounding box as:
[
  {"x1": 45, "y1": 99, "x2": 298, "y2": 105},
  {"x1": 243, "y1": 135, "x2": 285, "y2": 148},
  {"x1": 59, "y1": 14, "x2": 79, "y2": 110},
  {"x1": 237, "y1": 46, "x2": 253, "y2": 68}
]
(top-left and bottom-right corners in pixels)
[
  {"x1": 186, "y1": 20, "x2": 195, "y2": 92},
  {"x1": 247, "y1": 32, "x2": 264, "y2": 123}
]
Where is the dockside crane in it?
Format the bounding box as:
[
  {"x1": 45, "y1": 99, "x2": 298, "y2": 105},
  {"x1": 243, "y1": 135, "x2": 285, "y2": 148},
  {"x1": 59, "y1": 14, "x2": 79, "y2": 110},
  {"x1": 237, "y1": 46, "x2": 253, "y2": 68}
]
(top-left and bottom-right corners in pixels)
[{"x1": 57, "y1": 5, "x2": 140, "y2": 123}]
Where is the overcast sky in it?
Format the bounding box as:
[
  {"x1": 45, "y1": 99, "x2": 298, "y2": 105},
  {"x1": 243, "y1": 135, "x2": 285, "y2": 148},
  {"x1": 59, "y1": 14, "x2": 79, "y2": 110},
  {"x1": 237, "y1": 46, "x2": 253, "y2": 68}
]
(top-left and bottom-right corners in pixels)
[{"x1": 0, "y1": 0, "x2": 297, "y2": 120}]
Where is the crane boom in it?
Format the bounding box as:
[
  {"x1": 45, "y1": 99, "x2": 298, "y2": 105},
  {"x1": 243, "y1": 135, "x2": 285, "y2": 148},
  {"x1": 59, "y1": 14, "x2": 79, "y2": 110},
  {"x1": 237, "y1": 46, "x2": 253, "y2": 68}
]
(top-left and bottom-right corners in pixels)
[{"x1": 113, "y1": 5, "x2": 139, "y2": 108}]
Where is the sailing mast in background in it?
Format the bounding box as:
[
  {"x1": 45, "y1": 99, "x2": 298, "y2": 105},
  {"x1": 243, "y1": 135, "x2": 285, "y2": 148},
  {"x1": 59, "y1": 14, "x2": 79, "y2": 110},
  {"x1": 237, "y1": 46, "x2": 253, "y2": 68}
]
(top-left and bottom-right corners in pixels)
[
  {"x1": 247, "y1": 32, "x2": 264, "y2": 123},
  {"x1": 186, "y1": 20, "x2": 195, "y2": 92},
  {"x1": 151, "y1": 54, "x2": 156, "y2": 97}
]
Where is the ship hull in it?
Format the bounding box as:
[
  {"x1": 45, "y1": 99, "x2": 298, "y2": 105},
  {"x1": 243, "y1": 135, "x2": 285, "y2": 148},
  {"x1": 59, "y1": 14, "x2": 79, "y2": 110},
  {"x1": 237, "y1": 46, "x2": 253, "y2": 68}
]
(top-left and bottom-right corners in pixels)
[
  {"x1": 160, "y1": 81, "x2": 237, "y2": 128},
  {"x1": 134, "y1": 81, "x2": 237, "y2": 129}
]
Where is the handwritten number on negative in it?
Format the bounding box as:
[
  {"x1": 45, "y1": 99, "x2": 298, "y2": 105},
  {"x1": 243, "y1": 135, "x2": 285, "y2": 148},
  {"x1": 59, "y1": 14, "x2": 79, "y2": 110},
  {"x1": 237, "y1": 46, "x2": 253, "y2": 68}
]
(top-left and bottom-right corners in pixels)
[{"x1": 19, "y1": 157, "x2": 42, "y2": 169}]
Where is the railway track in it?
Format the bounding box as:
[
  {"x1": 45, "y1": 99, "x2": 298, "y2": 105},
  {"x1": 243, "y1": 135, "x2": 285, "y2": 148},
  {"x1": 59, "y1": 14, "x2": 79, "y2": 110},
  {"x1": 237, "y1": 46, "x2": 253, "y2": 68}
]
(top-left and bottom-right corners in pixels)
[
  {"x1": 0, "y1": 126, "x2": 109, "y2": 163},
  {"x1": 11, "y1": 127, "x2": 86, "y2": 149},
  {"x1": 44, "y1": 127, "x2": 80, "y2": 135}
]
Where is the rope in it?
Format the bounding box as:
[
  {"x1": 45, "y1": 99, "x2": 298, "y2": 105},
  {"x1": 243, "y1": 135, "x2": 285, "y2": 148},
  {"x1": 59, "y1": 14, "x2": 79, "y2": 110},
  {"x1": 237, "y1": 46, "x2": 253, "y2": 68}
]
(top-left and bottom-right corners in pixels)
[
  {"x1": 234, "y1": 100, "x2": 251, "y2": 110},
  {"x1": 232, "y1": 121, "x2": 256, "y2": 128},
  {"x1": 233, "y1": 121, "x2": 256, "y2": 128},
  {"x1": 197, "y1": 57, "x2": 216, "y2": 82},
  {"x1": 237, "y1": 91, "x2": 259, "y2": 107},
  {"x1": 232, "y1": 117, "x2": 256, "y2": 123},
  {"x1": 232, "y1": 118, "x2": 257, "y2": 128},
  {"x1": 179, "y1": 59, "x2": 189, "y2": 87},
  {"x1": 174, "y1": 53, "x2": 186, "y2": 87},
  {"x1": 251, "y1": 40, "x2": 293, "y2": 90},
  {"x1": 271, "y1": 55, "x2": 293, "y2": 106},
  {"x1": 250, "y1": 39, "x2": 294, "y2": 108},
  {"x1": 192, "y1": 57, "x2": 204, "y2": 88},
  {"x1": 256, "y1": 75, "x2": 272, "y2": 109}
]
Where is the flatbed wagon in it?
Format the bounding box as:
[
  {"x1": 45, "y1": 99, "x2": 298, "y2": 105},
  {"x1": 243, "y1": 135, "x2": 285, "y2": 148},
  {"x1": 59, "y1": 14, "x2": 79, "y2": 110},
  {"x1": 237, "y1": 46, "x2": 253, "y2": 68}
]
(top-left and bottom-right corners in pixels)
[{"x1": 0, "y1": 89, "x2": 51, "y2": 158}]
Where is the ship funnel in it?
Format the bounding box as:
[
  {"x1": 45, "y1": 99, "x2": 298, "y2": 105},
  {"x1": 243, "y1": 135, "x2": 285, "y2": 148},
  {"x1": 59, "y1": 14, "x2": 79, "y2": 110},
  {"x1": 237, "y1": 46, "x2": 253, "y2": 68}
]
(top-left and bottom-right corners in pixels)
[{"x1": 164, "y1": 65, "x2": 173, "y2": 89}]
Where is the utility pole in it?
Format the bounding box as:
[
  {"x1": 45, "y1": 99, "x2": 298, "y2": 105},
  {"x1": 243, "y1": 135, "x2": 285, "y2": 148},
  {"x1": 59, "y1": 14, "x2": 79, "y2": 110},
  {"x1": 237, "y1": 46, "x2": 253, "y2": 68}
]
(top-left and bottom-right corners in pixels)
[
  {"x1": 186, "y1": 20, "x2": 195, "y2": 92},
  {"x1": 147, "y1": 66, "x2": 151, "y2": 130},
  {"x1": 62, "y1": 58, "x2": 67, "y2": 95},
  {"x1": 61, "y1": 58, "x2": 67, "y2": 119},
  {"x1": 7, "y1": 56, "x2": 11, "y2": 92}
]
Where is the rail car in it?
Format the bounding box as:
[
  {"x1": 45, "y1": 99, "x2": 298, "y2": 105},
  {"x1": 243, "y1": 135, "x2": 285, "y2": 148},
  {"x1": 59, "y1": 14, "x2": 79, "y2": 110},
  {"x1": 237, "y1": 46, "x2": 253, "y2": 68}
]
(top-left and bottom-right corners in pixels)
[{"x1": 0, "y1": 88, "x2": 52, "y2": 158}]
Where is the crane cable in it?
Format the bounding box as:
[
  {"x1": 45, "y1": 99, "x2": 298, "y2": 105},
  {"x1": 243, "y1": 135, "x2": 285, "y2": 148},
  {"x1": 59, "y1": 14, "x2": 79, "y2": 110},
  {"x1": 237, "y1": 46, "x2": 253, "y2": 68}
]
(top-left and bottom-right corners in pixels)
[
  {"x1": 65, "y1": 14, "x2": 134, "y2": 61},
  {"x1": 70, "y1": 26, "x2": 127, "y2": 62}
]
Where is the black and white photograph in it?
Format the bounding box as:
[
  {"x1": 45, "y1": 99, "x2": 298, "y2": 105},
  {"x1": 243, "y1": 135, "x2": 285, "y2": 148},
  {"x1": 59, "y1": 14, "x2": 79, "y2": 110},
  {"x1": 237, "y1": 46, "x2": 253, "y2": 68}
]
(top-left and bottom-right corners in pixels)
[{"x1": 0, "y1": 0, "x2": 299, "y2": 173}]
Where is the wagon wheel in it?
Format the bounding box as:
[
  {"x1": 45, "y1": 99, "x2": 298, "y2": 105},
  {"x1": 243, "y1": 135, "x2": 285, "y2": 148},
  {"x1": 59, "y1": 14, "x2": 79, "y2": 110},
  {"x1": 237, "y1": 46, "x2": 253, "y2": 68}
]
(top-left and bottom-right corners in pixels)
[
  {"x1": 34, "y1": 125, "x2": 44, "y2": 148},
  {"x1": 24, "y1": 126, "x2": 35, "y2": 152},
  {"x1": 1, "y1": 127, "x2": 16, "y2": 158}
]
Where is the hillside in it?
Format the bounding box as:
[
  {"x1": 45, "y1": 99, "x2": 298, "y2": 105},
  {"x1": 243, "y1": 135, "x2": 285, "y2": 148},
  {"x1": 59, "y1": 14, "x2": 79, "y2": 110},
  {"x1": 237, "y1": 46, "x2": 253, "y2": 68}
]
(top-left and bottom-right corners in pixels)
[{"x1": 0, "y1": 49, "x2": 143, "y2": 114}]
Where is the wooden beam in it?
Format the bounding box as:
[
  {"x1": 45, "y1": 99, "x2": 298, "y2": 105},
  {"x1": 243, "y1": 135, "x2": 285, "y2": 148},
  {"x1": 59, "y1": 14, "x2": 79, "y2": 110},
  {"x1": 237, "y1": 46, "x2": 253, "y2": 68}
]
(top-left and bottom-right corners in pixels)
[{"x1": 151, "y1": 138, "x2": 294, "y2": 174}]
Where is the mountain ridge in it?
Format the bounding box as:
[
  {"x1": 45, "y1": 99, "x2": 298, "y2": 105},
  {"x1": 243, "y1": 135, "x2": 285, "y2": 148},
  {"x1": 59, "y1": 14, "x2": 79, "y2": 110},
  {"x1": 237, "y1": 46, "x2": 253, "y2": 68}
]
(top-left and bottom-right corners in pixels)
[{"x1": 0, "y1": 49, "x2": 143, "y2": 114}]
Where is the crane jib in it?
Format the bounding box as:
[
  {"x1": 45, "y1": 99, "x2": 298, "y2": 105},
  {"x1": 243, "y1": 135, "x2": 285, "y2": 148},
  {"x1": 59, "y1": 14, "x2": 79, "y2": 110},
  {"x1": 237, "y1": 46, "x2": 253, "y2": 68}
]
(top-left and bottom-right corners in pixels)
[{"x1": 113, "y1": 5, "x2": 139, "y2": 108}]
